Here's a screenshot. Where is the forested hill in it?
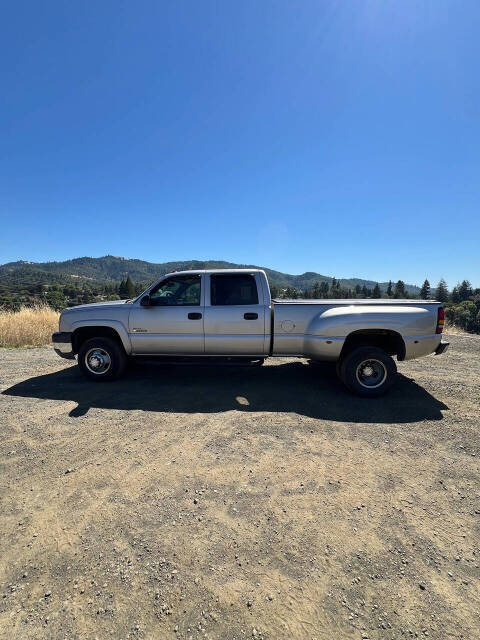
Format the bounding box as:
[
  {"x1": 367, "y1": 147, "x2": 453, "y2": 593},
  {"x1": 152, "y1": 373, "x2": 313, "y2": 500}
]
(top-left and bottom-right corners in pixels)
[{"x1": 0, "y1": 255, "x2": 420, "y2": 294}]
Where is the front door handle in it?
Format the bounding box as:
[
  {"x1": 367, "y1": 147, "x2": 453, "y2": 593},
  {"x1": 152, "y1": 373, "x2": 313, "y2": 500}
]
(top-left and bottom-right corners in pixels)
[
  {"x1": 188, "y1": 312, "x2": 202, "y2": 320},
  {"x1": 244, "y1": 312, "x2": 258, "y2": 320}
]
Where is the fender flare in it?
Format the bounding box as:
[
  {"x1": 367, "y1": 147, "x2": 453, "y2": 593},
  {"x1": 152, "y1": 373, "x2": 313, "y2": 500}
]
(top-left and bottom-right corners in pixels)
[
  {"x1": 70, "y1": 319, "x2": 132, "y2": 355},
  {"x1": 305, "y1": 305, "x2": 431, "y2": 338}
]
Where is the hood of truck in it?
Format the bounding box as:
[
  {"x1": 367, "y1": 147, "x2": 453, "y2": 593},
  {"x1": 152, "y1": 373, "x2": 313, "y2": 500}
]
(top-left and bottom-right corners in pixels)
[{"x1": 63, "y1": 300, "x2": 130, "y2": 312}]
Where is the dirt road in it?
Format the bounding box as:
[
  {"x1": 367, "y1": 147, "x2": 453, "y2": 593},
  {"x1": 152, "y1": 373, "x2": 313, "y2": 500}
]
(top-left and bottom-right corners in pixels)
[{"x1": 1, "y1": 334, "x2": 479, "y2": 639}]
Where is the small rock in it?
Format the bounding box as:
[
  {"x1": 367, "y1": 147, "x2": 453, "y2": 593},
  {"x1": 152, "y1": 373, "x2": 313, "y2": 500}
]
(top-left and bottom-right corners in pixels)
[
  {"x1": 419, "y1": 583, "x2": 426, "y2": 590},
  {"x1": 247, "y1": 600, "x2": 253, "y2": 608}
]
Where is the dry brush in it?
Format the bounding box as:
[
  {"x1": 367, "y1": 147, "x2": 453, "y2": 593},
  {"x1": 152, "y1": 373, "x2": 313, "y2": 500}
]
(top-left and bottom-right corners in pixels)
[{"x1": 0, "y1": 305, "x2": 59, "y2": 348}]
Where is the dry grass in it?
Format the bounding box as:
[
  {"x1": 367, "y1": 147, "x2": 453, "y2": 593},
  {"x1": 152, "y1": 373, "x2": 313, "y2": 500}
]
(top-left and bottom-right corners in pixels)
[
  {"x1": 444, "y1": 321, "x2": 468, "y2": 335},
  {"x1": 0, "y1": 305, "x2": 59, "y2": 348}
]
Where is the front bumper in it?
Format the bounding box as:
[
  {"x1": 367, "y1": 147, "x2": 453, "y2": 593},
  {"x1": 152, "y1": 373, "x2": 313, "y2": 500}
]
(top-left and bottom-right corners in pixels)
[
  {"x1": 435, "y1": 340, "x2": 450, "y2": 355},
  {"x1": 52, "y1": 331, "x2": 75, "y2": 359}
]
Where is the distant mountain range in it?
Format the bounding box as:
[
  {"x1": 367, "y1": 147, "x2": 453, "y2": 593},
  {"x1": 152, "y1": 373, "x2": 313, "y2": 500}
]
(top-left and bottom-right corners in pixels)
[{"x1": 0, "y1": 255, "x2": 421, "y2": 294}]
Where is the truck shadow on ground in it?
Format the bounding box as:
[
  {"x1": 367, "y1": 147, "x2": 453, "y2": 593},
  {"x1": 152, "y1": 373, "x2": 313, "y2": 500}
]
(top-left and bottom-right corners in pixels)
[{"x1": 3, "y1": 360, "x2": 448, "y2": 423}]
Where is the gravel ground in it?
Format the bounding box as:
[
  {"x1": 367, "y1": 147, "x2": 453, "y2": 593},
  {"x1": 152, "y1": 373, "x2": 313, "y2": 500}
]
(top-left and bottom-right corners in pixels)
[{"x1": 0, "y1": 333, "x2": 479, "y2": 640}]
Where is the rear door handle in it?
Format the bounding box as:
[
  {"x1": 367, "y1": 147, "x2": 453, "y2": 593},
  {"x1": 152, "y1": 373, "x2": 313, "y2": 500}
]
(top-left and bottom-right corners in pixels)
[
  {"x1": 188, "y1": 312, "x2": 202, "y2": 320},
  {"x1": 244, "y1": 312, "x2": 258, "y2": 320}
]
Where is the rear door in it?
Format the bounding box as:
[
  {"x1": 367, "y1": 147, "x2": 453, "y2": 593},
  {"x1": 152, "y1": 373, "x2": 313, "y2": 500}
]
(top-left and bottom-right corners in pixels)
[
  {"x1": 203, "y1": 273, "x2": 266, "y2": 355},
  {"x1": 129, "y1": 274, "x2": 204, "y2": 354}
]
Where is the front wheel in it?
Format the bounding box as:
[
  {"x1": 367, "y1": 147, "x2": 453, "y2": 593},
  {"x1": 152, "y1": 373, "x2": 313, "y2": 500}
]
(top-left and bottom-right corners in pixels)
[
  {"x1": 78, "y1": 337, "x2": 127, "y2": 381},
  {"x1": 338, "y1": 346, "x2": 397, "y2": 397}
]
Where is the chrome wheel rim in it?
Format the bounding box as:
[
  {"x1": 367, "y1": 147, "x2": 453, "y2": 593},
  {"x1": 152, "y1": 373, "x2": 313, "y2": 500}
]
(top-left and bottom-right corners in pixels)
[
  {"x1": 355, "y1": 358, "x2": 387, "y2": 389},
  {"x1": 85, "y1": 348, "x2": 111, "y2": 375}
]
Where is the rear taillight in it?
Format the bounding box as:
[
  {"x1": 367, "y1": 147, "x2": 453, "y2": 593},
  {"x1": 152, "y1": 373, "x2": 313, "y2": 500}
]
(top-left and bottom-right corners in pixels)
[{"x1": 436, "y1": 307, "x2": 445, "y2": 334}]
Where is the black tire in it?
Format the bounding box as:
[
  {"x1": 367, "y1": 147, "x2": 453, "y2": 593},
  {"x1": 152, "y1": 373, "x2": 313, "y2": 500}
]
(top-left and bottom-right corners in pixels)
[
  {"x1": 77, "y1": 337, "x2": 127, "y2": 381},
  {"x1": 335, "y1": 358, "x2": 343, "y2": 379},
  {"x1": 338, "y1": 346, "x2": 397, "y2": 397}
]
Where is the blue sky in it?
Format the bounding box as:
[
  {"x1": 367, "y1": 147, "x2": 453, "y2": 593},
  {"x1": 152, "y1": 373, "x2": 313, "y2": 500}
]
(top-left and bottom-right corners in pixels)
[{"x1": 1, "y1": 1, "x2": 479, "y2": 287}]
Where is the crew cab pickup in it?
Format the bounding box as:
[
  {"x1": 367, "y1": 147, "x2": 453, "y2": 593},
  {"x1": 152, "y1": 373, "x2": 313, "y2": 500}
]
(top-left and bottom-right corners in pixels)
[{"x1": 52, "y1": 269, "x2": 449, "y2": 396}]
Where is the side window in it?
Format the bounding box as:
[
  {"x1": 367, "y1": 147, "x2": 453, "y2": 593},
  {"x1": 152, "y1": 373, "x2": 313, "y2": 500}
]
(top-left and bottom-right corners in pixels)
[
  {"x1": 211, "y1": 275, "x2": 259, "y2": 306},
  {"x1": 150, "y1": 275, "x2": 201, "y2": 306}
]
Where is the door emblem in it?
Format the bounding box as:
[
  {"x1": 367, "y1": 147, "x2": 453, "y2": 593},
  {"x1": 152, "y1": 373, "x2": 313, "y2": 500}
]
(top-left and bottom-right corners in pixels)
[
  {"x1": 281, "y1": 320, "x2": 295, "y2": 332},
  {"x1": 132, "y1": 328, "x2": 147, "y2": 333}
]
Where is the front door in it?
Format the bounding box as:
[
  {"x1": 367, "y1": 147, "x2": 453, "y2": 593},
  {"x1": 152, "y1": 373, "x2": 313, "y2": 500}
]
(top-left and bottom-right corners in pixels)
[
  {"x1": 129, "y1": 274, "x2": 204, "y2": 354},
  {"x1": 203, "y1": 273, "x2": 266, "y2": 355}
]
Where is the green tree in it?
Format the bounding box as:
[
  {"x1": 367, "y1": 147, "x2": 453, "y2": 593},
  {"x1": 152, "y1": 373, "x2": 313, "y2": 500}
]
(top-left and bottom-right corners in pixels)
[
  {"x1": 454, "y1": 301, "x2": 477, "y2": 331},
  {"x1": 45, "y1": 288, "x2": 67, "y2": 310},
  {"x1": 394, "y1": 280, "x2": 407, "y2": 298},
  {"x1": 269, "y1": 285, "x2": 280, "y2": 298},
  {"x1": 125, "y1": 275, "x2": 136, "y2": 298},
  {"x1": 372, "y1": 283, "x2": 381, "y2": 298},
  {"x1": 386, "y1": 280, "x2": 393, "y2": 296},
  {"x1": 435, "y1": 279, "x2": 449, "y2": 303},
  {"x1": 420, "y1": 279, "x2": 431, "y2": 299},
  {"x1": 458, "y1": 280, "x2": 473, "y2": 301},
  {"x1": 118, "y1": 279, "x2": 128, "y2": 299}
]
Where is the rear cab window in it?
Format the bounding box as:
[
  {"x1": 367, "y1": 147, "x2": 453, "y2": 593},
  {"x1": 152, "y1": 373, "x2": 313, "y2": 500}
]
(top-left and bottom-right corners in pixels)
[{"x1": 210, "y1": 274, "x2": 259, "y2": 306}]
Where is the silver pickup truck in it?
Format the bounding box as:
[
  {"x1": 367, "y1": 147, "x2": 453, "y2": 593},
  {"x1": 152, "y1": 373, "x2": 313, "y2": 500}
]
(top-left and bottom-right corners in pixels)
[{"x1": 52, "y1": 268, "x2": 448, "y2": 396}]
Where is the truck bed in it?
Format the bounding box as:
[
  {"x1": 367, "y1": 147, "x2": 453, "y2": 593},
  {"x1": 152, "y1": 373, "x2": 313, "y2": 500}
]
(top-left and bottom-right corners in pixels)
[{"x1": 271, "y1": 298, "x2": 442, "y2": 361}]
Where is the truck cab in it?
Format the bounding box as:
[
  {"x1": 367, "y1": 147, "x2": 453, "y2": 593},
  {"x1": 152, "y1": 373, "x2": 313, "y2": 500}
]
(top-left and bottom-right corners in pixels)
[{"x1": 129, "y1": 270, "x2": 270, "y2": 356}]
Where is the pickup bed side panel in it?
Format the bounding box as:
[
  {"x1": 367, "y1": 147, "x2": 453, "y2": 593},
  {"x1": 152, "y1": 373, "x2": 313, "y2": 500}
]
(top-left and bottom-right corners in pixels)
[{"x1": 272, "y1": 303, "x2": 441, "y2": 361}]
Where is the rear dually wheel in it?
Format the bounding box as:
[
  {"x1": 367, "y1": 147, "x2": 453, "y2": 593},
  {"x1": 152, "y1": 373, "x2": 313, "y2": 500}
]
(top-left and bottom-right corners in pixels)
[{"x1": 338, "y1": 346, "x2": 397, "y2": 397}]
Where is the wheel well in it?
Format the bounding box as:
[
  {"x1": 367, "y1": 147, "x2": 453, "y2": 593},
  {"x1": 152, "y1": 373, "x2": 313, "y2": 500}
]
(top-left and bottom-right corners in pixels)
[
  {"x1": 72, "y1": 326, "x2": 125, "y2": 355},
  {"x1": 340, "y1": 329, "x2": 406, "y2": 361}
]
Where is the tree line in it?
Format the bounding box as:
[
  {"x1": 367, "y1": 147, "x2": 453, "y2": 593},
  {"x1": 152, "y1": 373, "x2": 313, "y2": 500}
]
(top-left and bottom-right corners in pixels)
[{"x1": 270, "y1": 277, "x2": 412, "y2": 300}]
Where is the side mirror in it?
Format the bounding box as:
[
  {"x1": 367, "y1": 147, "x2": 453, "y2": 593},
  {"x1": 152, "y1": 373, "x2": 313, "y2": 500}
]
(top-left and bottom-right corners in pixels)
[{"x1": 140, "y1": 295, "x2": 151, "y2": 307}]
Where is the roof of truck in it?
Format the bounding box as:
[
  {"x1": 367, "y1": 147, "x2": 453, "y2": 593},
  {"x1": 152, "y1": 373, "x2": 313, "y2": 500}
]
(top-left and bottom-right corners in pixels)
[{"x1": 164, "y1": 268, "x2": 265, "y2": 275}]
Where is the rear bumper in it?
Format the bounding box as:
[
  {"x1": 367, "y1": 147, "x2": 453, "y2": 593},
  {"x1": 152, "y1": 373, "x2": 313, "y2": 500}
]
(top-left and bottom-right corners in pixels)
[
  {"x1": 52, "y1": 331, "x2": 75, "y2": 359},
  {"x1": 435, "y1": 340, "x2": 450, "y2": 355}
]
